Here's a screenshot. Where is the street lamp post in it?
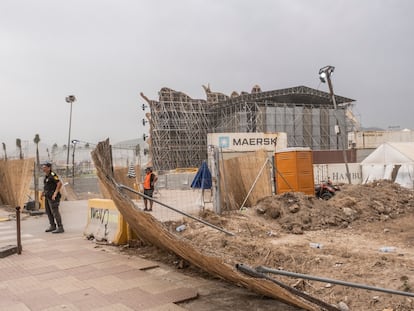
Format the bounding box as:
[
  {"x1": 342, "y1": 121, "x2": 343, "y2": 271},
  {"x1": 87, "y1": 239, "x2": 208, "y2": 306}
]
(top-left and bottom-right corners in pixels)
[
  {"x1": 319, "y1": 66, "x2": 352, "y2": 184},
  {"x1": 65, "y1": 95, "x2": 76, "y2": 178},
  {"x1": 71, "y1": 139, "x2": 78, "y2": 185}
]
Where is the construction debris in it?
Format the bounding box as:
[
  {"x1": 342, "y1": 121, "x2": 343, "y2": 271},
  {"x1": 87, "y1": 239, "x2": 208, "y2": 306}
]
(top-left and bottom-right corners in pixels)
[
  {"x1": 91, "y1": 139, "x2": 320, "y2": 311},
  {"x1": 92, "y1": 140, "x2": 414, "y2": 310}
]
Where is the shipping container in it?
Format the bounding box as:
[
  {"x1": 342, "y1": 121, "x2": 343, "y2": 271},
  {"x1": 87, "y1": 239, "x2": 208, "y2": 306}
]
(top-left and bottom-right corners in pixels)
[
  {"x1": 275, "y1": 149, "x2": 314, "y2": 195},
  {"x1": 312, "y1": 149, "x2": 357, "y2": 164},
  {"x1": 348, "y1": 129, "x2": 414, "y2": 149},
  {"x1": 207, "y1": 132, "x2": 287, "y2": 153}
]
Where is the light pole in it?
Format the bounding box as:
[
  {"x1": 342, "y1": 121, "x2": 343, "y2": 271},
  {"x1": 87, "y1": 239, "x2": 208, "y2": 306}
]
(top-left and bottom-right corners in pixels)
[
  {"x1": 319, "y1": 66, "x2": 352, "y2": 184},
  {"x1": 65, "y1": 95, "x2": 76, "y2": 178},
  {"x1": 71, "y1": 139, "x2": 78, "y2": 185}
]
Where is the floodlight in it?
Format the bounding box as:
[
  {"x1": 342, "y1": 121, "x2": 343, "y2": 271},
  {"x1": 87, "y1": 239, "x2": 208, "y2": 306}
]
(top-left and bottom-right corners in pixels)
[
  {"x1": 319, "y1": 65, "x2": 335, "y2": 83},
  {"x1": 65, "y1": 95, "x2": 76, "y2": 103},
  {"x1": 319, "y1": 72, "x2": 327, "y2": 83}
]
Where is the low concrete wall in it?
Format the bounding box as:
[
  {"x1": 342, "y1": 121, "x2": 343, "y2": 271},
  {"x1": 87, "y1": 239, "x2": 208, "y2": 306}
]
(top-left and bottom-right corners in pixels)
[{"x1": 314, "y1": 163, "x2": 362, "y2": 184}]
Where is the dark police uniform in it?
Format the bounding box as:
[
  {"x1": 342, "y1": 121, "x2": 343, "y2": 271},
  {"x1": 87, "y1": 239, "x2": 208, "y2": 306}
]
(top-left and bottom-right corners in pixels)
[{"x1": 44, "y1": 170, "x2": 63, "y2": 231}]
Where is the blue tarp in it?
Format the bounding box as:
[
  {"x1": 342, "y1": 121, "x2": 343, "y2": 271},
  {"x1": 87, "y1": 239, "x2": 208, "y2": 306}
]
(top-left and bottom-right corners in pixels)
[{"x1": 191, "y1": 161, "x2": 212, "y2": 189}]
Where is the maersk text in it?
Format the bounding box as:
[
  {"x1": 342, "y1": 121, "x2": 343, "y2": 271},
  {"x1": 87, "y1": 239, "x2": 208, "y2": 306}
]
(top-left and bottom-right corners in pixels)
[{"x1": 233, "y1": 138, "x2": 277, "y2": 146}]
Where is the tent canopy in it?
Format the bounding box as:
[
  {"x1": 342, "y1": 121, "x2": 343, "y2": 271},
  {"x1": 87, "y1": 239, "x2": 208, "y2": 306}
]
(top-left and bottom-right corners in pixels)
[
  {"x1": 361, "y1": 142, "x2": 414, "y2": 188},
  {"x1": 361, "y1": 142, "x2": 414, "y2": 165}
]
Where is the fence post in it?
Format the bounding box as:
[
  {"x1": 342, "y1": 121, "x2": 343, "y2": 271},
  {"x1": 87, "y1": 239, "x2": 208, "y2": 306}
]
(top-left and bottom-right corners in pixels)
[
  {"x1": 16, "y1": 206, "x2": 22, "y2": 254},
  {"x1": 213, "y1": 147, "x2": 221, "y2": 214}
]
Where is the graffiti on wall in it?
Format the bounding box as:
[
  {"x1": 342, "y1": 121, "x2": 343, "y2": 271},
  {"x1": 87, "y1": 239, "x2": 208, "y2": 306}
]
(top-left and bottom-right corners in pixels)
[{"x1": 85, "y1": 207, "x2": 120, "y2": 243}]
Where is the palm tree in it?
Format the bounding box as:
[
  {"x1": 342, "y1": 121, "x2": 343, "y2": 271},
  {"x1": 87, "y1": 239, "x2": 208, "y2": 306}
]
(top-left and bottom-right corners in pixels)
[
  {"x1": 34, "y1": 134, "x2": 40, "y2": 166},
  {"x1": 33, "y1": 134, "x2": 41, "y2": 210},
  {"x1": 16, "y1": 138, "x2": 23, "y2": 159},
  {"x1": 2, "y1": 142, "x2": 7, "y2": 160}
]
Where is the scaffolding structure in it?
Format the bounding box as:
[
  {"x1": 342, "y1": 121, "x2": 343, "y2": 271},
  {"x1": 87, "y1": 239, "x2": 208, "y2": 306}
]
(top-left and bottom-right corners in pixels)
[
  {"x1": 142, "y1": 85, "x2": 355, "y2": 171},
  {"x1": 141, "y1": 88, "x2": 210, "y2": 171}
]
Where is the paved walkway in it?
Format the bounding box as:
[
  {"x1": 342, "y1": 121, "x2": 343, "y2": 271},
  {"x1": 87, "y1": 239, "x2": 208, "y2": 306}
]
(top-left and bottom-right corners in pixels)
[{"x1": 0, "y1": 204, "x2": 197, "y2": 311}]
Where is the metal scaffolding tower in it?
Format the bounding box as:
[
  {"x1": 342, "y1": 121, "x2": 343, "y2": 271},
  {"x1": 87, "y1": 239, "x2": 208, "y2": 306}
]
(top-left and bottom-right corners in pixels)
[
  {"x1": 141, "y1": 88, "x2": 210, "y2": 171},
  {"x1": 142, "y1": 85, "x2": 355, "y2": 171}
]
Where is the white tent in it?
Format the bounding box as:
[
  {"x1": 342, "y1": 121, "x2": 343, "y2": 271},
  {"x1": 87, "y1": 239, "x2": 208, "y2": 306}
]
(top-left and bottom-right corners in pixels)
[{"x1": 361, "y1": 142, "x2": 414, "y2": 189}]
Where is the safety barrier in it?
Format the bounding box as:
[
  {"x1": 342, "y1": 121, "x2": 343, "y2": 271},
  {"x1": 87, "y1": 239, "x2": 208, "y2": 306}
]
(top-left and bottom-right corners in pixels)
[{"x1": 84, "y1": 199, "x2": 136, "y2": 245}]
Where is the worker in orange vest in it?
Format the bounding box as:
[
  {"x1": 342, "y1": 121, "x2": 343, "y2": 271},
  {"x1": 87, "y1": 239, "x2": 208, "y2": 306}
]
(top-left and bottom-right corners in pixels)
[{"x1": 143, "y1": 167, "x2": 157, "y2": 211}]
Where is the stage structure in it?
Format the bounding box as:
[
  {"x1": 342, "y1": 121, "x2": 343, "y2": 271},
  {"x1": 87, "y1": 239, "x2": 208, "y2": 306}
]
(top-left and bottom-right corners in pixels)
[{"x1": 141, "y1": 85, "x2": 356, "y2": 171}]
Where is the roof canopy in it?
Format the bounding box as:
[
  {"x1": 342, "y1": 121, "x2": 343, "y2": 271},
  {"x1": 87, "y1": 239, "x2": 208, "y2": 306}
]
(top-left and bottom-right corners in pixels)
[{"x1": 214, "y1": 85, "x2": 355, "y2": 107}]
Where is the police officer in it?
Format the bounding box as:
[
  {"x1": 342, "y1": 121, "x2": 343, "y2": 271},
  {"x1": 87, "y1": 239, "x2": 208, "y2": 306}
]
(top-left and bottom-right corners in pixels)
[{"x1": 41, "y1": 162, "x2": 64, "y2": 233}]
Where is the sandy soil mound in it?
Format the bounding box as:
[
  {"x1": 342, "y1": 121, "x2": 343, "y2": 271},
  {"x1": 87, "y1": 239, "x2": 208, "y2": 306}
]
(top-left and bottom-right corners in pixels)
[
  {"x1": 254, "y1": 180, "x2": 414, "y2": 234},
  {"x1": 166, "y1": 180, "x2": 414, "y2": 310}
]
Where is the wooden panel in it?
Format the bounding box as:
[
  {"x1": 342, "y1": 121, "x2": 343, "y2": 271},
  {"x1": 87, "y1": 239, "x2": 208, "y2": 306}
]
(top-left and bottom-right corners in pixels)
[{"x1": 220, "y1": 149, "x2": 272, "y2": 210}]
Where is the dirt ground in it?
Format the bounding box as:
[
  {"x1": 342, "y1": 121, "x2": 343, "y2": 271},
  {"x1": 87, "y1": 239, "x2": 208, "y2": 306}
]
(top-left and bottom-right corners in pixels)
[{"x1": 118, "y1": 180, "x2": 414, "y2": 311}]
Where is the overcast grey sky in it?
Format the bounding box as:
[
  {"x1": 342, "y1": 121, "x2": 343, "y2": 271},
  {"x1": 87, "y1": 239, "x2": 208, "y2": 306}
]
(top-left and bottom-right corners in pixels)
[{"x1": 1, "y1": 0, "x2": 413, "y2": 151}]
